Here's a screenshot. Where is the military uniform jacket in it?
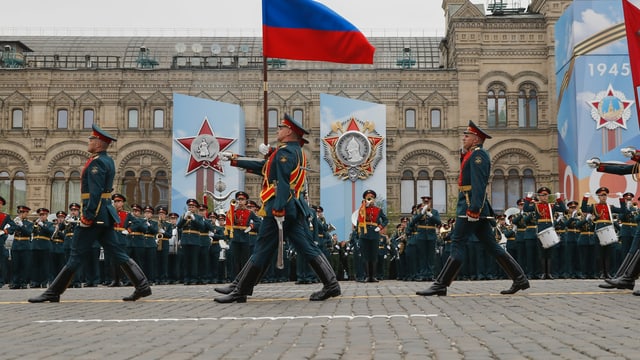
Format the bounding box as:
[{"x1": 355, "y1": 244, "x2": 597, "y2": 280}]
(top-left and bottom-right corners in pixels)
[
  {"x1": 63, "y1": 221, "x2": 77, "y2": 250},
  {"x1": 0, "y1": 212, "x2": 11, "y2": 248},
  {"x1": 127, "y1": 214, "x2": 146, "y2": 248},
  {"x1": 31, "y1": 220, "x2": 54, "y2": 251},
  {"x1": 80, "y1": 150, "x2": 119, "y2": 227},
  {"x1": 51, "y1": 222, "x2": 66, "y2": 254},
  {"x1": 157, "y1": 220, "x2": 173, "y2": 245},
  {"x1": 176, "y1": 213, "x2": 205, "y2": 246},
  {"x1": 407, "y1": 209, "x2": 441, "y2": 241},
  {"x1": 357, "y1": 205, "x2": 389, "y2": 241},
  {"x1": 201, "y1": 219, "x2": 215, "y2": 247},
  {"x1": 457, "y1": 145, "x2": 494, "y2": 217},
  {"x1": 581, "y1": 198, "x2": 625, "y2": 230},
  {"x1": 523, "y1": 199, "x2": 566, "y2": 232},
  {"x1": 114, "y1": 210, "x2": 129, "y2": 246},
  {"x1": 9, "y1": 219, "x2": 33, "y2": 251},
  {"x1": 143, "y1": 219, "x2": 159, "y2": 248},
  {"x1": 618, "y1": 204, "x2": 637, "y2": 238},
  {"x1": 226, "y1": 208, "x2": 262, "y2": 243},
  {"x1": 232, "y1": 141, "x2": 311, "y2": 220}
]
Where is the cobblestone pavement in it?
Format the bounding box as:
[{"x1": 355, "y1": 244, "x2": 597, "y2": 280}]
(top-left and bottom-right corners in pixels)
[{"x1": 1, "y1": 279, "x2": 639, "y2": 360}]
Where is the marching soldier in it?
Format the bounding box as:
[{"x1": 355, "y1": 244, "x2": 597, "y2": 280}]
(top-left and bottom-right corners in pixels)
[
  {"x1": 356, "y1": 189, "x2": 389, "y2": 283},
  {"x1": 407, "y1": 196, "x2": 441, "y2": 281},
  {"x1": 156, "y1": 206, "x2": 172, "y2": 285},
  {"x1": 31, "y1": 208, "x2": 54, "y2": 288},
  {"x1": 9, "y1": 205, "x2": 33, "y2": 289},
  {"x1": 176, "y1": 198, "x2": 205, "y2": 285}
]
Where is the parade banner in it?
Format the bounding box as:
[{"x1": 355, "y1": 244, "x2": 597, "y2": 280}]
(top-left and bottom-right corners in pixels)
[
  {"x1": 319, "y1": 94, "x2": 386, "y2": 241},
  {"x1": 556, "y1": 0, "x2": 640, "y2": 204},
  {"x1": 171, "y1": 93, "x2": 244, "y2": 214}
]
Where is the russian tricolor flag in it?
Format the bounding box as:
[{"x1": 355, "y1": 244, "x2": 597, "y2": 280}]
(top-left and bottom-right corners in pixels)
[{"x1": 262, "y1": 0, "x2": 375, "y2": 64}]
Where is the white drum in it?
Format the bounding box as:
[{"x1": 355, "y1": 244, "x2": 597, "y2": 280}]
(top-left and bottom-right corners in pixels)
[
  {"x1": 537, "y1": 227, "x2": 560, "y2": 249},
  {"x1": 595, "y1": 225, "x2": 618, "y2": 246}
]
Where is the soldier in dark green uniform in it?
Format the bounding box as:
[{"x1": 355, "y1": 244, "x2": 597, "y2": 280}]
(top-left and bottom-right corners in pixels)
[
  {"x1": 417, "y1": 121, "x2": 529, "y2": 296},
  {"x1": 63, "y1": 203, "x2": 82, "y2": 287},
  {"x1": 50, "y1": 211, "x2": 67, "y2": 284},
  {"x1": 356, "y1": 189, "x2": 389, "y2": 283},
  {"x1": 408, "y1": 196, "x2": 441, "y2": 281},
  {"x1": 0, "y1": 196, "x2": 11, "y2": 287},
  {"x1": 214, "y1": 114, "x2": 340, "y2": 303},
  {"x1": 29, "y1": 124, "x2": 151, "y2": 302},
  {"x1": 565, "y1": 201, "x2": 580, "y2": 278},
  {"x1": 142, "y1": 205, "x2": 159, "y2": 284},
  {"x1": 9, "y1": 205, "x2": 32, "y2": 289},
  {"x1": 30, "y1": 208, "x2": 54, "y2": 288},
  {"x1": 176, "y1": 198, "x2": 205, "y2": 285},
  {"x1": 127, "y1": 204, "x2": 146, "y2": 278},
  {"x1": 156, "y1": 206, "x2": 172, "y2": 285},
  {"x1": 109, "y1": 194, "x2": 128, "y2": 287}
]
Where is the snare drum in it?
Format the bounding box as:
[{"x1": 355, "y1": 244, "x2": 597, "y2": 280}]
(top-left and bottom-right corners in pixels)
[
  {"x1": 537, "y1": 227, "x2": 560, "y2": 249},
  {"x1": 595, "y1": 225, "x2": 618, "y2": 246}
]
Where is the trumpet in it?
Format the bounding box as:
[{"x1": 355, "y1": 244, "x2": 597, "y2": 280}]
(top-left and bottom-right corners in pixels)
[
  {"x1": 13, "y1": 216, "x2": 23, "y2": 227},
  {"x1": 365, "y1": 197, "x2": 374, "y2": 206},
  {"x1": 184, "y1": 210, "x2": 194, "y2": 220},
  {"x1": 65, "y1": 215, "x2": 79, "y2": 225},
  {"x1": 230, "y1": 199, "x2": 237, "y2": 206}
]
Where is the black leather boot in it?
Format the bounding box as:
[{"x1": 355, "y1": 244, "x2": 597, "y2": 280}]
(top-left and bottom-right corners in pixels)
[
  {"x1": 416, "y1": 257, "x2": 461, "y2": 296},
  {"x1": 28, "y1": 266, "x2": 75, "y2": 303},
  {"x1": 214, "y1": 260, "x2": 249, "y2": 295},
  {"x1": 496, "y1": 252, "x2": 530, "y2": 295},
  {"x1": 120, "y1": 258, "x2": 152, "y2": 301},
  {"x1": 214, "y1": 260, "x2": 263, "y2": 303},
  {"x1": 366, "y1": 261, "x2": 379, "y2": 282},
  {"x1": 605, "y1": 250, "x2": 640, "y2": 290},
  {"x1": 308, "y1": 255, "x2": 341, "y2": 301},
  {"x1": 599, "y1": 251, "x2": 634, "y2": 288}
]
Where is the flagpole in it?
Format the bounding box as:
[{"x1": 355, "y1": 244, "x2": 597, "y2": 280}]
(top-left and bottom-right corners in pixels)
[{"x1": 263, "y1": 56, "x2": 268, "y2": 146}]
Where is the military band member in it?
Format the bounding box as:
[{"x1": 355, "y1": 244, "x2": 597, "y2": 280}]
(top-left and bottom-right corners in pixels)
[
  {"x1": 576, "y1": 210, "x2": 596, "y2": 279},
  {"x1": 0, "y1": 196, "x2": 13, "y2": 287},
  {"x1": 126, "y1": 204, "x2": 146, "y2": 276},
  {"x1": 156, "y1": 206, "x2": 172, "y2": 285},
  {"x1": 50, "y1": 211, "x2": 67, "y2": 282},
  {"x1": 511, "y1": 199, "x2": 527, "y2": 274},
  {"x1": 30, "y1": 208, "x2": 54, "y2": 288},
  {"x1": 176, "y1": 198, "x2": 205, "y2": 285},
  {"x1": 9, "y1": 205, "x2": 33, "y2": 289},
  {"x1": 523, "y1": 187, "x2": 566, "y2": 279},
  {"x1": 142, "y1": 205, "x2": 159, "y2": 284},
  {"x1": 417, "y1": 121, "x2": 529, "y2": 296},
  {"x1": 215, "y1": 114, "x2": 340, "y2": 302},
  {"x1": 564, "y1": 201, "x2": 580, "y2": 279},
  {"x1": 64, "y1": 203, "x2": 82, "y2": 288},
  {"x1": 29, "y1": 124, "x2": 151, "y2": 303},
  {"x1": 196, "y1": 204, "x2": 212, "y2": 284},
  {"x1": 109, "y1": 194, "x2": 128, "y2": 287},
  {"x1": 208, "y1": 211, "x2": 226, "y2": 284},
  {"x1": 167, "y1": 212, "x2": 180, "y2": 283},
  {"x1": 581, "y1": 187, "x2": 625, "y2": 279},
  {"x1": 356, "y1": 189, "x2": 389, "y2": 283},
  {"x1": 225, "y1": 191, "x2": 261, "y2": 279},
  {"x1": 407, "y1": 196, "x2": 441, "y2": 281}
]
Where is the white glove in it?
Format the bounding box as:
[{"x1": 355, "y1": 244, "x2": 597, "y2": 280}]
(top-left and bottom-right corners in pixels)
[
  {"x1": 426, "y1": 211, "x2": 432, "y2": 217},
  {"x1": 258, "y1": 143, "x2": 272, "y2": 156},
  {"x1": 584, "y1": 192, "x2": 591, "y2": 198},
  {"x1": 159, "y1": 228, "x2": 165, "y2": 234},
  {"x1": 526, "y1": 192, "x2": 533, "y2": 198},
  {"x1": 121, "y1": 230, "x2": 129, "y2": 235},
  {"x1": 219, "y1": 151, "x2": 233, "y2": 161},
  {"x1": 586, "y1": 158, "x2": 600, "y2": 168},
  {"x1": 374, "y1": 226, "x2": 380, "y2": 232},
  {"x1": 244, "y1": 226, "x2": 251, "y2": 233},
  {"x1": 15, "y1": 220, "x2": 23, "y2": 227},
  {"x1": 586, "y1": 213, "x2": 594, "y2": 221},
  {"x1": 208, "y1": 231, "x2": 216, "y2": 237},
  {"x1": 467, "y1": 216, "x2": 479, "y2": 222},
  {"x1": 555, "y1": 192, "x2": 561, "y2": 199},
  {"x1": 3, "y1": 224, "x2": 10, "y2": 230},
  {"x1": 617, "y1": 192, "x2": 624, "y2": 198},
  {"x1": 621, "y1": 147, "x2": 636, "y2": 158},
  {"x1": 172, "y1": 228, "x2": 178, "y2": 236},
  {"x1": 79, "y1": 221, "x2": 90, "y2": 228},
  {"x1": 184, "y1": 210, "x2": 193, "y2": 220},
  {"x1": 219, "y1": 239, "x2": 229, "y2": 249},
  {"x1": 38, "y1": 221, "x2": 44, "y2": 227}
]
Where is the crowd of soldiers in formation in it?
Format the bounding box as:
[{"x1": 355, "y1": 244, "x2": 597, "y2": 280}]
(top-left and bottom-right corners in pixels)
[{"x1": 0, "y1": 190, "x2": 636, "y2": 289}]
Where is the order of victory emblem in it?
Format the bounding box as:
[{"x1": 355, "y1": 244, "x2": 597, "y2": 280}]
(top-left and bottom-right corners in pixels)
[
  {"x1": 322, "y1": 116, "x2": 384, "y2": 182},
  {"x1": 587, "y1": 84, "x2": 634, "y2": 131}
]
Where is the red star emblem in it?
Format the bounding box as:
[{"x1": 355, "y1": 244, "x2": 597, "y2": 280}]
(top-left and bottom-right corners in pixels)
[
  {"x1": 175, "y1": 117, "x2": 235, "y2": 175},
  {"x1": 588, "y1": 84, "x2": 634, "y2": 130}
]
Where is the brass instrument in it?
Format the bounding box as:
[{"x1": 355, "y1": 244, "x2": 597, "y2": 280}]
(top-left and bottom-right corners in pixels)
[
  {"x1": 156, "y1": 220, "x2": 165, "y2": 251},
  {"x1": 230, "y1": 199, "x2": 237, "y2": 206},
  {"x1": 184, "y1": 210, "x2": 194, "y2": 221}
]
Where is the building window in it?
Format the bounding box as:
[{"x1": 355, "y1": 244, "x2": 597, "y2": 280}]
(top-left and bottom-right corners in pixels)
[
  {"x1": 1, "y1": 171, "x2": 27, "y2": 213},
  {"x1": 268, "y1": 109, "x2": 278, "y2": 128},
  {"x1": 491, "y1": 168, "x2": 537, "y2": 212},
  {"x1": 153, "y1": 109, "x2": 164, "y2": 128},
  {"x1": 487, "y1": 86, "x2": 507, "y2": 128},
  {"x1": 57, "y1": 109, "x2": 68, "y2": 129},
  {"x1": 83, "y1": 109, "x2": 94, "y2": 129},
  {"x1": 405, "y1": 109, "x2": 416, "y2": 128},
  {"x1": 12, "y1": 109, "x2": 23, "y2": 129},
  {"x1": 430, "y1": 109, "x2": 441, "y2": 129},
  {"x1": 128, "y1": 109, "x2": 139, "y2": 129},
  {"x1": 518, "y1": 85, "x2": 538, "y2": 128},
  {"x1": 400, "y1": 169, "x2": 447, "y2": 214},
  {"x1": 50, "y1": 170, "x2": 81, "y2": 212}
]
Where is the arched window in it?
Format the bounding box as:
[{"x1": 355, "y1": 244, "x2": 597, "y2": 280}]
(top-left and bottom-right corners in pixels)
[
  {"x1": 121, "y1": 170, "x2": 170, "y2": 208},
  {"x1": 154, "y1": 170, "x2": 169, "y2": 207},
  {"x1": 430, "y1": 109, "x2": 441, "y2": 129},
  {"x1": 518, "y1": 84, "x2": 538, "y2": 128},
  {"x1": 128, "y1": 109, "x2": 139, "y2": 129},
  {"x1": 13, "y1": 171, "x2": 26, "y2": 212},
  {"x1": 491, "y1": 168, "x2": 537, "y2": 212},
  {"x1": 153, "y1": 109, "x2": 164, "y2": 128},
  {"x1": 0, "y1": 171, "x2": 11, "y2": 212},
  {"x1": 139, "y1": 170, "x2": 152, "y2": 206},
  {"x1": 12, "y1": 109, "x2": 23, "y2": 129},
  {"x1": 293, "y1": 109, "x2": 304, "y2": 127},
  {"x1": 491, "y1": 169, "x2": 506, "y2": 211},
  {"x1": 122, "y1": 170, "x2": 137, "y2": 205},
  {"x1": 405, "y1": 108, "x2": 416, "y2": 128},
  {"x1": 50, "y1": 170, "x2": 81, "y2": 212},
  {"x1": 57, "y1": 109, "x2": 68, "y2": 129},
  {"x1": 487, "y1": 85, "x2": 507, "y2": 128},
  {"x1": 523, "y1": 168, "x2": 536, "y2": 194},
  {"x1": 400, "y1": 169, "x2": 448, "y2": 214},
  {"x1": 268, "y1": 109, "x2": 278, "y2": 128}
]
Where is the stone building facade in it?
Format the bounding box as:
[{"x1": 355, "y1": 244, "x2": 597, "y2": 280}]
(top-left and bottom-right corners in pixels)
[{"x1": 0, "y1": 0, "x2": 570, "y2": 219}]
